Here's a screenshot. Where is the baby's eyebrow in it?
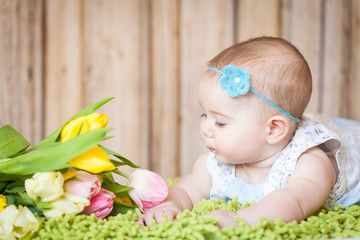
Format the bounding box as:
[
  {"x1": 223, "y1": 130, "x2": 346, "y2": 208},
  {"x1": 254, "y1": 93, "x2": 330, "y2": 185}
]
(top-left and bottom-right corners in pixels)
[
  {"x1": 209, "y1": 110, "x2": 232, "y2": 119},
  {"x1": 198, "y1": 102, "x2": 232, "y2": 119}
]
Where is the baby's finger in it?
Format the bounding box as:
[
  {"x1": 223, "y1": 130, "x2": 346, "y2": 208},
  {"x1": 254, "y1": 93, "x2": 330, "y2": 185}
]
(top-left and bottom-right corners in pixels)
[
  {"x1": 166, "y1": 210, "x2": 176, "y2": 222},
  {"x1": 144, "y1": 212, "x2": 155, "y2": 227},
  {"x1": 137, "y1": 214, "x2": 146, "y2": 226},
  {"x1": 169, "y1": 209, "x2": 181, "y2": 221},
  {"x1": 154, "y1": 210, "x2": 165, "y2": 224},
  {"x1": 163, "y1": 209, "x2": 179, "y2": 222}
]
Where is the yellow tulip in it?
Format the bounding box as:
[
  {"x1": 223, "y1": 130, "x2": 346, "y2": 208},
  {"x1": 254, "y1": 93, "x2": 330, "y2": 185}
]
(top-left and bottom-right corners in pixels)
[
  {"x1": 68, "y1": 146, "x2": 115, "y2": 173},
  {"x1": 96, "y1": 174, "x2": 104, "y2": 183},
  {"x1": 114, "y1": 196, "x2": 132, "y2": 206},
  {"x1": 60, "y1": 113, "x2": 114, "y2": 173},
  {"x1": 62, "y1": 168, "x2": 77, "y2": 181},
  {"x1": 61, "y1": 113, "x2": 108, "y2": 143},
  {"x1": 0, "y1": 194, "x2": 7, "y2": 212}
]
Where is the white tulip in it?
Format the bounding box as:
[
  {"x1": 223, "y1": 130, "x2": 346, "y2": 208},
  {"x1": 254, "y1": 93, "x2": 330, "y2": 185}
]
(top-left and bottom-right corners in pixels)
[
  {"x1": 0, "y1": 205, "x2": 39, "y2": 239},
  {"x1": 25, "y1": 171, "x2": 64, "y2": 202},
  {"x1": 43, "y1": 193, "x2": 89, "y2": 219}
]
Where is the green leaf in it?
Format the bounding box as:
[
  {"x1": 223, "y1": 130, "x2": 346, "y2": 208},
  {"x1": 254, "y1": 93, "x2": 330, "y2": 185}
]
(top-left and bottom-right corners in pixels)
[
  {"x1": 102, "y1": 183, "x2": 133, "y2": 194},
  {"x1": 0, "y1": 174, "x2": 32, "y2": 182},
  {"x1": 112, "y1": 191, "x2": 132, "y2": 197},
  {"x1": 34, "y1": 97, "x2": 115, "y2": 149},
  {"x1": 0, "y1": 181, "x2": 7, "y2": 192},
  {"x1": 3, "y1": 180, "x2": 24, "y2": 189},
  {"x1": 0, "y1": 128, "x2": 113, "y2": 177},
  {"x1": 110, "y1": 159, "x2": 127, "y2": 167},
  {"x1": 67, "y1": 176, "x2": 82, "y2": 182},
  {"x1": 99, "y1": 145, "x2": 138, "y2": 168},
  {"x1": 112, "y1": 168, "x2": 130, "y2": 179},
  {"x1": 26, "y1": 206, "x2": 44, "y2": 216},
  {"x1": 100, "y1": 172, "x2": 116, "y2": 185},
  {"x1": 6, "y1": 192, "x2": 52, "y2": 211},
  {"x1": 4, "y1": 186, "x2": 25, "y2": 194},
  {"x1": 0, "y1": 125, "x2": 30, "y2": 158},
  {"x1": 109, "y1": 201, "x2": 137, "y2": 216}
]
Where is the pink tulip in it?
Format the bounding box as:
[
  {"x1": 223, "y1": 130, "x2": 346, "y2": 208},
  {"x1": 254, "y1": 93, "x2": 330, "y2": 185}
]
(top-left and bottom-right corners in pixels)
[
  {"x1": 127, "y1": 169, "x2": 168, "y2": 213},
  {"x1": 81, "y1": 188, "x2": 115, "y2": 219},
  {"x1": 63, "y1": 171, "x2": 101, "y2": 200}
]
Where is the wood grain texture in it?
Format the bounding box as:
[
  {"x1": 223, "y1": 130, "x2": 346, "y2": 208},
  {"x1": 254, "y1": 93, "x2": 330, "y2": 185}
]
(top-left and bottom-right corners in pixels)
[
  {"x1": 1, "y1": 0, "x2": 360, "y2": 178},
  {"x1": 236, "y1": 0, "x2": 281, "y2": 41},
  {"x1": 321, "y1": 0, "x2": 351, "y2": 117},
  {"x1": 150, "y1": 0, "x2": 180, "y2": 178},
  {"x1": 349, "y1": 0, "x2": 360, "y2": 120},
  {"x1": 180, "y1": 0, "x2": 235, "y2": 175},
  {"x1": 45, "y1": 0, "x2": 83, "y2": 135},
  {"x1": 82, "y1": 0, "x2": 150, "y2": 172},
  {"x1": 282, "y1": 0, "x2": 323, "y2": 115},
  {"x1": 0, "y1": 0, "x2": 43, "y2": 145}
]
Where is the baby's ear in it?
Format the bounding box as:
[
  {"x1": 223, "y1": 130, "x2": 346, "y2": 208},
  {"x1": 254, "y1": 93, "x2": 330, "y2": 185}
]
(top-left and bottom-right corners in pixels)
[{"x1": 264, "y1": 115, "x2": 290, "y2": 144}]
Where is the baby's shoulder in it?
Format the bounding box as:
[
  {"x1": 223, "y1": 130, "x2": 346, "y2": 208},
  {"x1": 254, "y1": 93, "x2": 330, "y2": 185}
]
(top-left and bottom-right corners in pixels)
[
  {"x1": 300, "y1": 146, "x2": 329, "y2": 159},
  {"x1": 295, "y1": 146, "x2": 337, "y2": 182}
]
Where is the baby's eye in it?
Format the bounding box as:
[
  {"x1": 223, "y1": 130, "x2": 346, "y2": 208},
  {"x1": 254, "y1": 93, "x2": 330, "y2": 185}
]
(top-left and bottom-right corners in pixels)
[
  {"x1": 215, "y1": 121, "x2": 226, "y2": 127},
  {"x1": 200, "y1": 113, "x2": 207, "y2": 118}
]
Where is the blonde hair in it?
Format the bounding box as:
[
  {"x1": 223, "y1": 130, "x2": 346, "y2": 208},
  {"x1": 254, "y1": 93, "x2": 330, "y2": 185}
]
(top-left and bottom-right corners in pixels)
[{"x1": 207, "y1": 36, "x2": 312, "y2": 122}]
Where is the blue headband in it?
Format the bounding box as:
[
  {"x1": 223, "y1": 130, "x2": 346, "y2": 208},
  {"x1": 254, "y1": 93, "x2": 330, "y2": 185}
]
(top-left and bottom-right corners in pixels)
[{"x1": 207, "y1": 65, "x2": 300, "y2": 123}]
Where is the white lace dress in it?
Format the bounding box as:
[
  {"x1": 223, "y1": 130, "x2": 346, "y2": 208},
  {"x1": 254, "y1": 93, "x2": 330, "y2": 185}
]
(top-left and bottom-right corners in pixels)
[{"x1": 207, "y1": 116, "x2": 360, "y2": 208}]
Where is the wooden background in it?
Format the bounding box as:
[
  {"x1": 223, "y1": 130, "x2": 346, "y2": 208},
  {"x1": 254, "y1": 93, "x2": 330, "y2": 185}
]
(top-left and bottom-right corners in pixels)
[{"x1": 1, "y1": 0, "x2": 359, "y2": 179}]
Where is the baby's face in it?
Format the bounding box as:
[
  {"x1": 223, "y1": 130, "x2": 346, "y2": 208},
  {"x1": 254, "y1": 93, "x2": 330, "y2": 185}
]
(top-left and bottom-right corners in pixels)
[{"x1": 198, "y1": 76, "x2": 268, "y2": 165}]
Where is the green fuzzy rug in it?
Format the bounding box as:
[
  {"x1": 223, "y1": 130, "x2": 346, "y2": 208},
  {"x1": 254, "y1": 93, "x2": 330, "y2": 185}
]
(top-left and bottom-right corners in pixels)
[{"x1": 25, "y1": 197, "x2": 360, "y2": 240}]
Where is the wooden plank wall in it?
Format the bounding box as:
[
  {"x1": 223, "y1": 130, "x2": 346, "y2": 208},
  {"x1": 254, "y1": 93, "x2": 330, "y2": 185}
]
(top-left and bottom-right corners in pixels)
[{"x1": 1, "y1": 0, "x2": 359, "y2": 179}]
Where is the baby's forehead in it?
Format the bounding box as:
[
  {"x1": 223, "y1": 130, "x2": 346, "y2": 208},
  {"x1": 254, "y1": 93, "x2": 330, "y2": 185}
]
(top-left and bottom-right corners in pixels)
[
  {"x1": 200, "y1": 70, "x2": 221, "y2": 82},
  {"x1": 199, "y1": 78, "x2": 252, "y2": 107},
  {"x1": 200, "y1": 66, "x2": 260, "y2": 94},
  {"x1": 198, "y1": 75, "x2": 223, "y2": 93}
]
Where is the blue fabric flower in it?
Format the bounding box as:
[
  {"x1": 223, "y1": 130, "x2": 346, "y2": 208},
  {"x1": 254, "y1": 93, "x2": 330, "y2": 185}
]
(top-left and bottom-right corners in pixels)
[
  {"x1": 219, "y1": 65, "x2": 250, "y2": 97},
  {"x1": 207, "y1": 64, "x2": 301, "y2": 123}
]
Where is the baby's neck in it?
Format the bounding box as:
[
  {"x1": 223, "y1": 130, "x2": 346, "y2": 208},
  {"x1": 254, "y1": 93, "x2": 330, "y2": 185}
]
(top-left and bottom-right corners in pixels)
[{"x1": 234, "y1": 147, "x2": 283, "y2": 185}]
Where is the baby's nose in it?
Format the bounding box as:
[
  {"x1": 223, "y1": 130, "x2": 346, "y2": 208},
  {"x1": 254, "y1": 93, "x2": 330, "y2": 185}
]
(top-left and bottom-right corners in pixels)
[{"x1": 200, "y1": 121, "x2": 214, "y2": 139}]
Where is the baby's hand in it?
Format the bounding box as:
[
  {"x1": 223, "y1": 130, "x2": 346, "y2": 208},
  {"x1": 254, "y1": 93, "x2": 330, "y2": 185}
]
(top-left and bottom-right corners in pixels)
[
  {"x1": 137, "y1": 202, "x2": 181, "y2": 227},
  {"x1": 203, "y1": 210, "x2": 238, "y2": 229}
]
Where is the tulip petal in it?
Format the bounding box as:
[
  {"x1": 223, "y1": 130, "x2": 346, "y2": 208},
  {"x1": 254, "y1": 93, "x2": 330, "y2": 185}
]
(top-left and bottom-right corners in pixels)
[
  {"x1": 64, "y1": 171, "x2": 101, "y2": 199},
  {"x1": 127, "y1": 169, "x2": 168, "y2": 213},
  {"x1": 0, "y1": 205, "x2": 18, "y2": 225},
  {"x1": 61, "y1": 113, "x2": 108, "y2": 143},
  {"x1": 81, "y1": 113, "x2": 108, "y2": 133},
  {"x1": 82, "y1": 188, "x2": 115, "y2": 219},
  {"x1": 12, "y1": 207, "x2": 39, "y2": 238},
  {"x1": 94, "y1": 207, "x2": 113, "y2": 219},
  {"x1": 113, "y1": 196, "x2": 132, "y2": 206},
  {"x1": 0, "y1": 194, "x2": 7, "y2": 212},
  {"x1": 0, "y1": 205, "x2": 17, "y2": 240},
  {"x1": 62, "y1": 168, "x2": 77, "y2": 181},
  {"x1": 0, "y1": 205, "x2": 39, "y2": 239},
  {"x1": 68, "y1": 146, "x2": 115, "y2": 173},
  {"x1": 25, "y1": 171, "x2": 64, "y2": 202},
  {"x1": 128, "y1": 191, "x2": 144, "y2": 212},
  {"x1": 43, "y1": 194, "x2": 90, "y2": 219}
]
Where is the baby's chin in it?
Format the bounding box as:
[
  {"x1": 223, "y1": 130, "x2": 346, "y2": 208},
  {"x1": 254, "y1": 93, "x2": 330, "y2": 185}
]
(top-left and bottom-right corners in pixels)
[
  {"x1": 215, "y1": 154, "x2": 248, "y2": 165},
  {"x1": 214, "y1": 155, "x2": 233, "y2": 165}
]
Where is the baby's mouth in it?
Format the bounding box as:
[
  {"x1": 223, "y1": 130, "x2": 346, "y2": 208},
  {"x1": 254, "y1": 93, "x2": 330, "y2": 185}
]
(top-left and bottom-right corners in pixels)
[{"x1": 208, "y1": 147, "x2": 216, "y2": 152}]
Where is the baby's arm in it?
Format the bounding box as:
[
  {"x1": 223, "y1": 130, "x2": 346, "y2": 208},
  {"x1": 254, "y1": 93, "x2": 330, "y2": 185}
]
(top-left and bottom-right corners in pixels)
[
  {"x1": 206, "y1": 146, "x2": 338, "y2": 228},
  {"x1": 138, "y1": 153, "x2": 211, "y2": 226}
]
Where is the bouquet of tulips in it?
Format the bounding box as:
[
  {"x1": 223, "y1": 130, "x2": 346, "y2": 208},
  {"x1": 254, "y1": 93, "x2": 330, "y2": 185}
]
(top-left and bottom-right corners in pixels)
[{"x1": 0, "y1": 97, "x2": 169, "y2": 239}]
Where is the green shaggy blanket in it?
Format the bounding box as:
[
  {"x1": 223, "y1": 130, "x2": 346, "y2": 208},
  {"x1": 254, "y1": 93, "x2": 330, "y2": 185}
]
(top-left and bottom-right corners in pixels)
[{"x1": 27, "y1": 197, "x2": 360, "y2": 240}]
